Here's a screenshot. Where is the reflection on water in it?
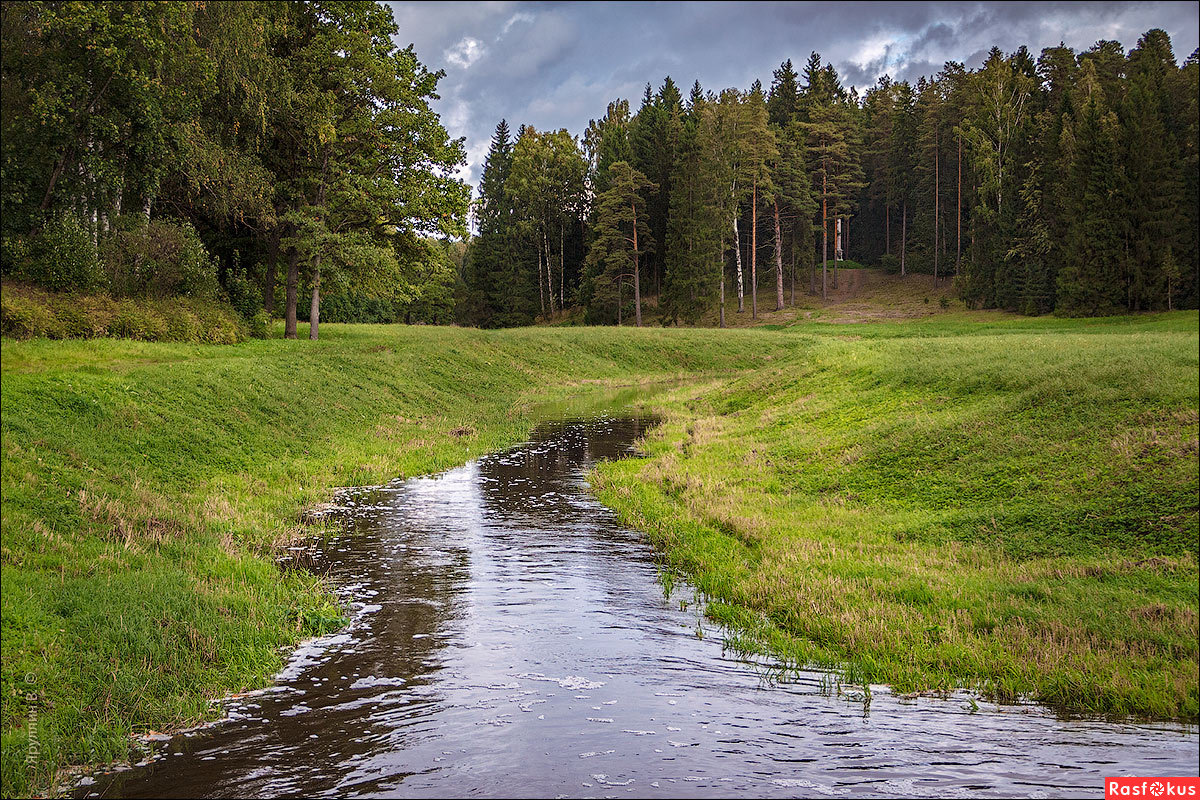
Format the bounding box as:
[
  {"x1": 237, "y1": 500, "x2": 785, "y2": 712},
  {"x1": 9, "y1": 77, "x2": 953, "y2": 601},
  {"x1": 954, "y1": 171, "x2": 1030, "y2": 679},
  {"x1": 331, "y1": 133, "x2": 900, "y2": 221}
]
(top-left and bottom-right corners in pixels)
[{"x1": 79, "y1": 416, "x2": 1199, "y2": 798}]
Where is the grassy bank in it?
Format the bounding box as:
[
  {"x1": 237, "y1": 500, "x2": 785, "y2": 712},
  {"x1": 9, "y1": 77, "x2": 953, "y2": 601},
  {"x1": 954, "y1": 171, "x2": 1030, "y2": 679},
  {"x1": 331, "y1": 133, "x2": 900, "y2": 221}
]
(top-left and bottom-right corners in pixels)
[
  {"x1": 0, "y1": 323, "x2": 791, "y2": 796},
  {"x1": 594, "y1": 311, "x2": 1199, "y2": 720},
  {"x1": 1, "y1": 282, "x2": 250, "y2": 343}
]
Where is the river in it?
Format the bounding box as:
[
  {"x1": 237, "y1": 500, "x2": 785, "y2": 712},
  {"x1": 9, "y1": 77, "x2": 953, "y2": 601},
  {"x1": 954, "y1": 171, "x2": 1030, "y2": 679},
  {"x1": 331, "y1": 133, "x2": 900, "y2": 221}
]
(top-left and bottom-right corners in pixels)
[{"x1": 77, "y1": 415, "x2": 1199, "y2": 798}]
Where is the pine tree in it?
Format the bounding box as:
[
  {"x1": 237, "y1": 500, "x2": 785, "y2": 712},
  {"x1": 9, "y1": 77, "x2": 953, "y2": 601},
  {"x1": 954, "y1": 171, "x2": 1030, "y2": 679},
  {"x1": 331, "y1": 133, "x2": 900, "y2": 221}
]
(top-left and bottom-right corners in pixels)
[
  {"x1": 770, "y1": 119, "x2": 816, "y2": 308},
  {"x1": 743, "y1": 80, "x2": 777, "y2": 318},
  {"x1": 888, "y1": 80, "x2": 918, "y2": 277},
  {"x1": 581, "y1": 161, "x2": 656, "y2": 325}
]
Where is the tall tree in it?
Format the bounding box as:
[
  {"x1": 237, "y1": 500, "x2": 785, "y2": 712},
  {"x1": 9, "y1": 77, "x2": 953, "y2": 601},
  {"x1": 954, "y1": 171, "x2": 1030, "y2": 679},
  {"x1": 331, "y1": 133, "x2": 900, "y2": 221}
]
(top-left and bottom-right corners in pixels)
[
  {"x1": 662, "y1": 84, "x2": 723, "y2": 324},
  {"x1": 582, "y1": 161, "x2": 656, "y2": 325},
  {"x1": 743, "y1": 80, "x2": 777, "y2": 318},
  {"x1": 1057, "y1": 64, "x2": 1125, "y2": 314}
]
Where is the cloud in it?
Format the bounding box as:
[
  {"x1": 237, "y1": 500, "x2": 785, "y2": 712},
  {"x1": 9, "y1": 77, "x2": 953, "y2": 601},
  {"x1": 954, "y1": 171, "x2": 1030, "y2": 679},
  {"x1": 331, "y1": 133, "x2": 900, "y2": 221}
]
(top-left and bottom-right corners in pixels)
[
  {"x1": 445, "y1": 36, "x2": 485, "y2": 69},
  {"x1": 386, "y1": 0, "x2": 1200, "y2": 192}
]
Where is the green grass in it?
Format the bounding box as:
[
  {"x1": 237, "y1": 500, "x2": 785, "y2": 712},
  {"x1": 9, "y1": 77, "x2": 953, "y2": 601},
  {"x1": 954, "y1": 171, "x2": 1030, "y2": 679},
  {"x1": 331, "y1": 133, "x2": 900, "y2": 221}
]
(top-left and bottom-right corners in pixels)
[
  {"x1": 593, "y1": 311, "x2": 1199, "y2": 720},
  {"x1": 0, "y1": 322, "x2": 790, "y2": 796},
  {"x1": 3, "y1": 312, "x2": 1197, "y2": 795}
]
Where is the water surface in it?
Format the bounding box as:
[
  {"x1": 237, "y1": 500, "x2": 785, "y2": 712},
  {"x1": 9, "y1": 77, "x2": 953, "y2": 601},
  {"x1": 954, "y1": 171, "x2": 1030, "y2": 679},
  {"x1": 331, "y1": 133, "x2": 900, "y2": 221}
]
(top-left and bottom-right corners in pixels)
[{"x1": 79, "y1": 415, "x2": 1199, "y2": 798}]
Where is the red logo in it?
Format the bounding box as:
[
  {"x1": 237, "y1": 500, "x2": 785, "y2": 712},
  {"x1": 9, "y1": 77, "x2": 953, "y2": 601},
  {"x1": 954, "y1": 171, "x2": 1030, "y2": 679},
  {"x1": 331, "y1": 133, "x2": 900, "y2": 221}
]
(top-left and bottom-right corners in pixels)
[{"x1": 1106, "y1": 778, "x2": 1200, "y2": 798}]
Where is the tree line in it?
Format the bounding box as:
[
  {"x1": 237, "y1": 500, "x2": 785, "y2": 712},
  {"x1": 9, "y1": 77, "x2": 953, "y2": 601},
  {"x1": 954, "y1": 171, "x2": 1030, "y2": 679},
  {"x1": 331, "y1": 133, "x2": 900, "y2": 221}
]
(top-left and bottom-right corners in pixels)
[
  {"x1": 1, "y1": 1, "x2": 469, "y2": 337},
  {"x1": 462, "y1": 30, "x2": 1198, "y2": 326}
]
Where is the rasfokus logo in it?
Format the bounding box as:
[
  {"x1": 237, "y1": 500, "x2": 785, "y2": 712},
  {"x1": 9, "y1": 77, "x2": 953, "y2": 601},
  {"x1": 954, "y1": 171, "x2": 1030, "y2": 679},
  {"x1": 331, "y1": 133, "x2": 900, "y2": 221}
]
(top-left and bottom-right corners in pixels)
[{"x1": 1106, "y1": 777, "x2": 1200, "y2": 798}]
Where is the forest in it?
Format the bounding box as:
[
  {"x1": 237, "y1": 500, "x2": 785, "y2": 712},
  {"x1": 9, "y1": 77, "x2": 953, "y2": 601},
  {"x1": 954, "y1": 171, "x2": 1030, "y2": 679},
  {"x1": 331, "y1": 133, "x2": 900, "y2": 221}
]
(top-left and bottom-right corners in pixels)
[
  {"x1": 1, "y1": 1, "x2": 470, "y2": 339},
  {"x1": 3, "y1": 3, "x2": 1197, "y2": 333},
  {"x1": 464, "y1": 33, "x2": 1199, "y2": 326}
]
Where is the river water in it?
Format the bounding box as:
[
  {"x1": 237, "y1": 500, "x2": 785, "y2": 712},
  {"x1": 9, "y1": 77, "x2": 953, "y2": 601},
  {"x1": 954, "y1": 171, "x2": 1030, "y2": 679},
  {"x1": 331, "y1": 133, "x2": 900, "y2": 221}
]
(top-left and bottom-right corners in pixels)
[{"x1": 78, "y1": 415, "x2": 1198, "y2": 798}]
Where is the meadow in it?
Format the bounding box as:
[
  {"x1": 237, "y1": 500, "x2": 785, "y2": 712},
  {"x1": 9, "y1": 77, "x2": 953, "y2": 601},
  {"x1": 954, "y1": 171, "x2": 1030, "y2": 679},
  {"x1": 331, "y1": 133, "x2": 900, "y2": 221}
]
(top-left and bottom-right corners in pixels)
[
  {"x1": 596, "y1": 311, "x2": 1199, "y2": 719},
  {"x1": 1, "y1": 310, "x2": 1197, "y2": 795},
  {"x1": 0, "y1": 324, "x2": 788, "y2": 795}
]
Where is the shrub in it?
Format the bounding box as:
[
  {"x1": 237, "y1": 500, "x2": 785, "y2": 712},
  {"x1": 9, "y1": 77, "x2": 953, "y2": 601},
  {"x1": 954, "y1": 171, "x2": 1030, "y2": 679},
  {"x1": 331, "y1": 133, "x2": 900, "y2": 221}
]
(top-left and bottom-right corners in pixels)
[
  {"x1": 1, "y1": 234, "x2": 30, "y2": 277},
  {"x1": 1, "y1": 283, "x2": 247, "y2": 343},
  {"x1": 101, "y1": 217, "x2": 219, "y2": 299},
  {"x1": 21, "y1": 213, "x2": 106, "y2": 292},
  {"x1": 162, "y1": 300, "x2": 202, "y2": 341},
  {"x1": 49, "y1": 294, "x2": 114, "y2": 338},
  {"x1": 248, "y1": 310, "x2": 270, "y2": 339},
  {"x1": 222, "y1": 257, "x2": 263, "y2": 321},
  {"x1": 880, "y1": 253, "x2": 901, "y2": 275},
  {"x1": 0, "y1": 291, "x2": 59, "y2": 338}
]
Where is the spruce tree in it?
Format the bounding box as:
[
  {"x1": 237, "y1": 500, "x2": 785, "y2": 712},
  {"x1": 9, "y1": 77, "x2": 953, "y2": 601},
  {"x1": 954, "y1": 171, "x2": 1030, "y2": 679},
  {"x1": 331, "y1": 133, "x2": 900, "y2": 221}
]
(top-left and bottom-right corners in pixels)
[{"x1": 1057, "y1": 68, "x2": 1125, "y2": 315}]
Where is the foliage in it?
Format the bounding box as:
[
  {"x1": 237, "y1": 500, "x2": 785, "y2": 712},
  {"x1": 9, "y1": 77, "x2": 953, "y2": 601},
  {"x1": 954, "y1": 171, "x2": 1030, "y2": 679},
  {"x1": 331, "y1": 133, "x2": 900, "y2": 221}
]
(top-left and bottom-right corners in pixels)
[
  {"x1": 0, "y1": 283, "x2": 245, "y2": 342},
  {"x1": 0, "y1": 1, "x2": 468, "y2": 338},
  {"x1": 17, "y1": 213, "x2": 106, "y2": 292},
  {"x1": 581, "y1": 161, "x2": 657, "y2": 324},
  {"x1": 99, "y1": 217, "x2": 218, "y2": 299}
]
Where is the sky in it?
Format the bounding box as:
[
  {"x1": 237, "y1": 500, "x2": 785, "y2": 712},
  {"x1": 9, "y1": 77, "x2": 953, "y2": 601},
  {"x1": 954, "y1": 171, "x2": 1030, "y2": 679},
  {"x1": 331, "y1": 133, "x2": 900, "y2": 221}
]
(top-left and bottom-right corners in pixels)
[{"x1": 386, "y1": 1, "x2": 1200, "y2": 190}]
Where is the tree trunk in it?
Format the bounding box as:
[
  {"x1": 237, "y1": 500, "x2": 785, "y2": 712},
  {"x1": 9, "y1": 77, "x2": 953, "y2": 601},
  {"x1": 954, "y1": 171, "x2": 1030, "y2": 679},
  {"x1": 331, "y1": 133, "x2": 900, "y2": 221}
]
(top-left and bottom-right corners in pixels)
[
  {"x1": 309, "y1": 256, "x2": 321, "y2": 341},
  {"x1": 832, "y1": 216, "x2": 839, "y2": 290},
  {"x1": 544, "y1": 228, "x2": 554, "y2": 315},
  {"x1": 956, "y1": 133, "x2": 962, "y2": 273},
  {"x1": 885, "y1": 204, "x2": 890, "y2": 255},
  {"x1": 900, "y1": 201, "x2": 907, "y2": 277},
  {"x1": 719, "y1": 232, "x2": 726, "y2": 328},
  {"x1": 39, "y1": 150, "x2": 71, "y2": 212},
  {"x1": 751, "y1": 184, "x2": 758, "y2": 319},
  {"x1": 733, "y1": 212, "x2": 744, "y2": 313},
  {"x1": 774, "y1": 200, "x2": 785, "y2": 311},
  {"x1": 631, "y1": 200, "x2": 642, "y2": 327},
  {"x1": 537, "y1": 234, "x2": 546, "y2": 316},
  {"x1": 934, "y1": 125, "x2": 940, "y2": 286},
  {"x1": 821, "y1": 170, "x2": 828, "y2": 300},
  {"x1": 790, "y1": 229, "x2": 796, "y2": 306},
  {"x1": 285, "y1": 246, "x2": 299, "y2": 339}
]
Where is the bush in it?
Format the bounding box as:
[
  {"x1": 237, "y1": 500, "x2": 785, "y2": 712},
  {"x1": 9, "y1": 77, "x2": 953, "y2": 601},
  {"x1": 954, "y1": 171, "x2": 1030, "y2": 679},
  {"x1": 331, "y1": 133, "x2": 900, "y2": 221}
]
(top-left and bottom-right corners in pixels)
[
  {"x1": 222, "y1": 256, "x2": 263, "y2": 322},
  {"x1": 248, "y1": 310, "x2": 270, "y2": 339},
  {"x1": 101, "y1": 217, "x2": 219, "y2": 299},
  {"x1": 1, "y1": 234, "x2": 30, "y2": 277},
  {"x1": 880, "y1": 253, "x2": 901, "y2": 274},
  {"x1": 48, "y1": 293, "x2": 114, "y2": 338},
  {"x1": 0, "y1": 291, "x2": 60, "y2": 338},
  {"x1": 20, "y1": 213, "x2": 107, "y2": 292},
  {"x1": 300, "y1": 293, "x2": 399, "y2": 324},
  {"x1": 162, "y1": 301, "x2": 202, "y2": 341}
]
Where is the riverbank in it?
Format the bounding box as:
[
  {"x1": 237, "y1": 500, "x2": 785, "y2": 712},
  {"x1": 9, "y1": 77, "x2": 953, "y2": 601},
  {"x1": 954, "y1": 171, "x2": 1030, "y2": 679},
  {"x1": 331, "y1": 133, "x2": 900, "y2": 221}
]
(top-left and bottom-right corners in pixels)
[
  {"x1": 0, "y1": 324, "x2": 789, "y2": 796},
  {"x1": 594, "y1": 311, "x2": 1199, "y2": 720}
]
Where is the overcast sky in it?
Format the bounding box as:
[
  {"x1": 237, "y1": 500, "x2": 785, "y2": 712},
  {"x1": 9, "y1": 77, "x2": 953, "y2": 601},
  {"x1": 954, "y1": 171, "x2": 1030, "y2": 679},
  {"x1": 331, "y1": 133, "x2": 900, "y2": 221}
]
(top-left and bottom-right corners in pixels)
[{"x1": 386, "y1": 1, "x2": 1200, "y2": 190}]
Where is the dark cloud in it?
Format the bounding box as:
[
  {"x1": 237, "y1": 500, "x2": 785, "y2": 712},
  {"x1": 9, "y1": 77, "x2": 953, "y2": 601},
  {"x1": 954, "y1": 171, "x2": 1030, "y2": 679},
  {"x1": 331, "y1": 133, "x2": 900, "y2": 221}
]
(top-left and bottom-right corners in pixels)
[{"x1": 386, "y1": 1, "x2": 1200, "y2": 189}]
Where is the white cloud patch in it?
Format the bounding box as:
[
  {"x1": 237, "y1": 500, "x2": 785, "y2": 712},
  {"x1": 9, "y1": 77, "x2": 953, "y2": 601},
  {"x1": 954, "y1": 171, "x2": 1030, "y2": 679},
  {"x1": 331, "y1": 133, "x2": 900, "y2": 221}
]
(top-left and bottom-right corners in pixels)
[
  {"x1": 499, "y1": 12, "x2": 535, "y2": 38},
  {"x1": 445, "y1": 36, "x2": 485, "y2": 69}
]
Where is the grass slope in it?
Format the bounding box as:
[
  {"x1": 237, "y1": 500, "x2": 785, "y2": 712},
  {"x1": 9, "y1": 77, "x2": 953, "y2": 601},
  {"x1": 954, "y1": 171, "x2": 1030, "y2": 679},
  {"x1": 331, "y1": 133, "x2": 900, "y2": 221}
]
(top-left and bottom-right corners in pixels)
[
  {"x1": 594, "y1": 311, "x2": 1199, "y2": 720},
  {"x1": 0, "y1": 323, "x2": 789, "y2": 795}
]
